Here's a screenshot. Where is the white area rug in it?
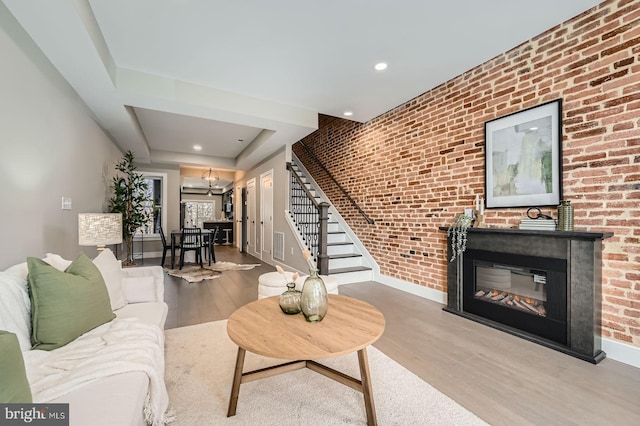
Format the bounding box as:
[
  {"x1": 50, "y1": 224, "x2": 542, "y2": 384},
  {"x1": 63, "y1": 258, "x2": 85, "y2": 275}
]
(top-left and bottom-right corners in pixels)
[
  {"x1": 164, "y1": 262, "x2": 261, "y2": 283},
  {"x1": 164, "y1": 320, "x2": 487, "y2": 425}
]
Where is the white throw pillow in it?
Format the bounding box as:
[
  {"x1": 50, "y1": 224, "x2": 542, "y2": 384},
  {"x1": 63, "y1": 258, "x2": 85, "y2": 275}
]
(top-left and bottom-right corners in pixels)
[
  {"x1": 92, "y1": 249, "x2": 127, "y2": 311},
  {"x1": 43, "y1": 253, "x2": 73, "y2": 271},
  {"x1": 4, "y1": 262, "x2": 28, "y2": 281},
  {"x1": 0, "y1": 272, "x2": 32, "y2": 351},
  {"x1": 1, "y1": 254, "x2": 72, "y2": 351},
  {"x1": 122, "y1": 276, "x2": 157, "y2": 303},
  {"x1": 5, "y1": 254, "x2": 72, "y2": 282}
]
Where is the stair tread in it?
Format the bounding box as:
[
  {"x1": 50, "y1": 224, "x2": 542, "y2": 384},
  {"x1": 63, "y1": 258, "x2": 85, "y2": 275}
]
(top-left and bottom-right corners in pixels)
[
  {"x1": 328, "y1": 253, "x2": 362, "y2": 259},
  {"x1": 309, "y1": 241, "x2": 353, "y2": 247},
  {"x1": 329, "y1": 266, "x2": 372, "y2": 274},
  {"x1": 293, "y1": 223, "x2": 323, "y2": 226},
  {"x1": 290, "y1": 203, "x2": 321, "y2": 206},
  {"x1": 300, "y1": 231, "x2": 345, "y2": 235}
]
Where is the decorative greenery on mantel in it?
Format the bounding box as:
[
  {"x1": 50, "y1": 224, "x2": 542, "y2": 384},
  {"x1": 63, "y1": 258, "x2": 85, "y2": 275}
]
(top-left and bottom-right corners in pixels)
[{"x1": 446, "y1": 215, "x2": 472, "y2": 262}]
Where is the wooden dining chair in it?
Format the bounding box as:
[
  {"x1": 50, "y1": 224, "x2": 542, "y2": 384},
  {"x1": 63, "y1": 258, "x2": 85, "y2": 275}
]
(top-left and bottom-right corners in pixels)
[
  {"x1": 202, "y1": 228, "x2": 218, "y2": 265},
  {"x1": 179, "y1": 227, "x2": 203, "y2": 270},
  {"x1": 159, "y1": 227, "x2": 179, "y2": 267}
]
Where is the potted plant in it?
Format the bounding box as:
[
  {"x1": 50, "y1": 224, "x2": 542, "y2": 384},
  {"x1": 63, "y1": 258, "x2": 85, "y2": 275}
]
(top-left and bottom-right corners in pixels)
[{"x1": 109, "y1": 150, "x2": 150, "y2": 265}]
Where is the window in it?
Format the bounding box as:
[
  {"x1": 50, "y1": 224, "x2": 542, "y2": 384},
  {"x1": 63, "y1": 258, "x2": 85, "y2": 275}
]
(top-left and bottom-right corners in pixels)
[
  {"x1": 183, "y1": 201, "x2": 215, "y2": 228},
  {"x1": 137, "y1": 172, "x2": 167, "y2": 239}
]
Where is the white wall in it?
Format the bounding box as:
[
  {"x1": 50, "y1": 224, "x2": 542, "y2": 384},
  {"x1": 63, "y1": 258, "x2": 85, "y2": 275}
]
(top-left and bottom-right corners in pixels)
[{"x1": 0, "y1": 4, "x2": 122, "y2": 269}]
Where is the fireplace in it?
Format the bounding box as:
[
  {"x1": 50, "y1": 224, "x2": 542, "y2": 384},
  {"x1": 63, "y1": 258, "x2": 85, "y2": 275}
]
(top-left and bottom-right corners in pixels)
[
  {"x1": 440, "y1": 227, "x2": 612, "y2": 363},
  {"x1": 464, "y1": 249, "x2": 567, "y2": 345}
]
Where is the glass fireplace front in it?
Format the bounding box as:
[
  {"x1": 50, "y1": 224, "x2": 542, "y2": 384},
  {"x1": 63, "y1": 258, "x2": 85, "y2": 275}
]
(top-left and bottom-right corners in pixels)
[
  {"x1": 474, "y1": 262, "x2": 548, "y2": 317},
  {"x1": 463, "y1": 249, "x2": 567, "y2": 345}
]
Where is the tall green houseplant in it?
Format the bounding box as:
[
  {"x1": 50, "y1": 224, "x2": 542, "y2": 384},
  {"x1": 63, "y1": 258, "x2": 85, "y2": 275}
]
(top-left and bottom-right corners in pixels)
[{"x1": 109, "y1": 150, "x2": 150, "y2": 265}]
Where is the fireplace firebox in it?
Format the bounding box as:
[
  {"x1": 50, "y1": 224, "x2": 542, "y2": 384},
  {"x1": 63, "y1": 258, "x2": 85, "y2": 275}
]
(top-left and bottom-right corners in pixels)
[
  {"x1": 464, "y1": 249, "x2": 567, "y2": 345},
  {"x1": 440, "y1": 227, "x2": 612, "y2": 364}
]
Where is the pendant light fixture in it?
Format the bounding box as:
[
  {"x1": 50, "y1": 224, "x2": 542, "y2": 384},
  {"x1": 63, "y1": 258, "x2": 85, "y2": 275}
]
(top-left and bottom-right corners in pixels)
[{"x1": 201, "y1": 168, "x2": 220, "y2": 196}]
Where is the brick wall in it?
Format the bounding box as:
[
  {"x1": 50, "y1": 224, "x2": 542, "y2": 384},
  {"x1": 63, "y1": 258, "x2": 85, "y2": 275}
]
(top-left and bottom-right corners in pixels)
[{"x1": 293, "y1": 0, "x2": 640, "y2": 347}]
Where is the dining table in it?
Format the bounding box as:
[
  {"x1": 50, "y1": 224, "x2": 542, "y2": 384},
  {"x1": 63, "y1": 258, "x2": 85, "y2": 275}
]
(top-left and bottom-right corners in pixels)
[{"x1": 169, "y1": 229, "x2": 216, "y2": 269}]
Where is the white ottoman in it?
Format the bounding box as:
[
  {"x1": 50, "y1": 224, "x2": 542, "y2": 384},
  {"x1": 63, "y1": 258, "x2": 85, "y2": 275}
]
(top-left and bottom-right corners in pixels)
[
  {"x1": 258, "y1": 271, "x2": 297, "y2": 299},
  {"x1": 258, "y1": 271, "x2": 339, "y2": 299},
  {"x1": 296, "y1": 274, "x2": 338, "y2": 295}
]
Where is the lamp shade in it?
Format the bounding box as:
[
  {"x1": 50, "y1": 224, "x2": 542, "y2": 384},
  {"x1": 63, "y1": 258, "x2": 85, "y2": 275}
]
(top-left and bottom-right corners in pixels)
[{"x1": 78, "y1": 213, "x2": 122, "y2": 250}]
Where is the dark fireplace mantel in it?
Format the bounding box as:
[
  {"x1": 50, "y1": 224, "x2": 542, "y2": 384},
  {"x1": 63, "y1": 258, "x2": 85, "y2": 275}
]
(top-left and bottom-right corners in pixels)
[{"x1": 439, "y1": 226, "x2": 612, "y2": 363}]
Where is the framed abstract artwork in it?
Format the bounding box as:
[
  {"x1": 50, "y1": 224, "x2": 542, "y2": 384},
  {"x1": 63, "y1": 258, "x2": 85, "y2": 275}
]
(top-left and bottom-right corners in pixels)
[{"x1": 485, "y1": 99, "x2": 562, "y2": 208}]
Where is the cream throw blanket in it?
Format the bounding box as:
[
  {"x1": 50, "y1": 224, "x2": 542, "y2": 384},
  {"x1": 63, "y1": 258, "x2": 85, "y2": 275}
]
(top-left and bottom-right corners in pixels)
[{"x1": 23, "y1": 318, "x2": 171, "y2": 426}]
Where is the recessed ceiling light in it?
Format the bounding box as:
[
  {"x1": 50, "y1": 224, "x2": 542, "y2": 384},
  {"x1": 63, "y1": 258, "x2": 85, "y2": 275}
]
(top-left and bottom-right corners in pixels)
[
  {"x1": 193, "y1": 144, "x2": 202, "y2": 151},
  {"x1": 343, "y1": 111, "x2": 353, "y2": 117},
  {"x1": 374, "y1": 62, "x2": 388, "y2": 71}
]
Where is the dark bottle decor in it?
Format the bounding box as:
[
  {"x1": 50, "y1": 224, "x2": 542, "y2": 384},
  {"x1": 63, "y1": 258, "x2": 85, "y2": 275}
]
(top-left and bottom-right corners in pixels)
[
  {"x1": 300, "y1": 268, "x2": 328, "y2": 322},
  {"x1": 279, "y1": 282, "x2": 302, "y2": 315}
]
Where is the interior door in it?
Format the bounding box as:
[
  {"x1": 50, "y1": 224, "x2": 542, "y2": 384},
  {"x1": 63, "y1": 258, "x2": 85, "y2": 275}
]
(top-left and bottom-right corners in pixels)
[
  {"x1": 238, "y1": 185, "x2": 246, "y2": 252},
  {"x1": 260, "y1": 170, "x2": 274, "y2": 261},
  {"x1": 247, "y1": 178, "x2": 258, "y2": 257}
]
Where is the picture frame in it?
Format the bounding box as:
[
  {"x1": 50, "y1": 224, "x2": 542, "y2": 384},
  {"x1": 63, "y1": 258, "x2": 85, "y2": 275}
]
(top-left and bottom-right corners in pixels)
[{"x1": 485, "y1": 99, "x2": 562, "y2": 209}]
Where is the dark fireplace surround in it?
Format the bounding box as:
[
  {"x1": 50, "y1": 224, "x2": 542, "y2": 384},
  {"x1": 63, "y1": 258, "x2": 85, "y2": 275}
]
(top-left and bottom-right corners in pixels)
[{"x1": 440, "y1": 227, "x2": 612, "y2": 364}]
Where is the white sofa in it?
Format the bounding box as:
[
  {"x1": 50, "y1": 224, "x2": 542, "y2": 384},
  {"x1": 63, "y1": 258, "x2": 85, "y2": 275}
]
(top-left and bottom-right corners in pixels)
[{"x1": 0, "y1": 250, "x2": 169, "y2": 426}]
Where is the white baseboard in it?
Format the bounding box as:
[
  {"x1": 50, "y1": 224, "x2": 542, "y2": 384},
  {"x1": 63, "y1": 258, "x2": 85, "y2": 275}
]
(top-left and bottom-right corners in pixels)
[
  {"x1": 602, "y1": 338, "x2": 640, "y2": 369},
  {"x1": 375, "y1": 274, "x2": 447, "y2": 305},
  {"x1": 375, "y1": 274, "x2": 640, "y2": 369}
]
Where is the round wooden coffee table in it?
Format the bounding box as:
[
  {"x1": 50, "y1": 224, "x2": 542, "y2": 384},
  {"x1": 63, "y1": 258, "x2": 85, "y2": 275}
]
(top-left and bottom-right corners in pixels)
[{"x1": 226, "y1": 294, "x2": 385, "y2": 425}]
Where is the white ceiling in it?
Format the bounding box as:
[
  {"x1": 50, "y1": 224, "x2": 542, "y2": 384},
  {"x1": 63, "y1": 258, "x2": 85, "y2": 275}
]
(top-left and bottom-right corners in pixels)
[{"x1": 3, "y1": 0, "x2": 603, "y2": 171}]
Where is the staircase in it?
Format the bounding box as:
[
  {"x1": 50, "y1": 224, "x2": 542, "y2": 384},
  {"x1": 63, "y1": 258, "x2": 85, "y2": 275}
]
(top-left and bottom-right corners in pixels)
[{"x1": 288, "y1": 160, "x2": 373, "y2": 285}]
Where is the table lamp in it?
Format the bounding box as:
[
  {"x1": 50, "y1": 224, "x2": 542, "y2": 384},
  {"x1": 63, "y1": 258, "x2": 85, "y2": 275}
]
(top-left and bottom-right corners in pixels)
[{"x1": 78, "y1": 213, "x2": 123, "y2": 252}]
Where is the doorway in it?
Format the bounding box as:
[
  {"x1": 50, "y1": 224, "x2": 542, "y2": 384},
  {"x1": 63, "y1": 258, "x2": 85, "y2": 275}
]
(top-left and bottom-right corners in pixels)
[
  {"x1": 238, "y1": 185, "x2": 246, "y2": 252},
  {"x1": 246, "y1": 178, "x2": 258, "y2": 258},
  {"x1": 260, "y1": 170, "x2": 274, "y2": 261}
]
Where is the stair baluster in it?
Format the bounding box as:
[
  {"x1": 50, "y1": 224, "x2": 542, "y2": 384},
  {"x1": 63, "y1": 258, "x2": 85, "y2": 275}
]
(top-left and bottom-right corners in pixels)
[{"x1": 288, "y1": 162, "x2": 329, "y2": 275}]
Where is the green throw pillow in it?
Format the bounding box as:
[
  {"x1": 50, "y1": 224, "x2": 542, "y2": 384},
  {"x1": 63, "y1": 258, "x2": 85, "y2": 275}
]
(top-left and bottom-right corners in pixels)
[
  {"x1": 27, "y1": 253, "x2": 116, "y2": 350},
  {"x1": 0, "y1": 330, "x2": 32, "y2": 402}
]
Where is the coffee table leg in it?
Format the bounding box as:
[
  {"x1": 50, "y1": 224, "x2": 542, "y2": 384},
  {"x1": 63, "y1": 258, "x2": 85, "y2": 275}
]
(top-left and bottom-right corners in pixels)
[
  {"x1": 357, "y1": 347, "x2": 377, "y2": 426},
  {"x1": 227, "y1": 347, "x2": 246, "y2": 417}
]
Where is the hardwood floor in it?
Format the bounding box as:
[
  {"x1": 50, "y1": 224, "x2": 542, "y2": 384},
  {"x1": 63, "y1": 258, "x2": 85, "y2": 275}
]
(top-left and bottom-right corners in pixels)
[
  {"x1": 161, "y1": 247, "x2": 274, "y2": 328},
  {"x1": 154, "y1": 246, "x2": 640, "y2": 425}
]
